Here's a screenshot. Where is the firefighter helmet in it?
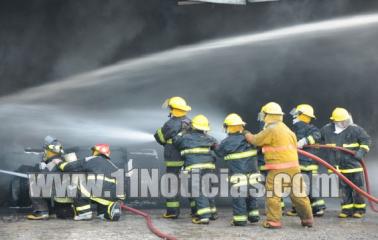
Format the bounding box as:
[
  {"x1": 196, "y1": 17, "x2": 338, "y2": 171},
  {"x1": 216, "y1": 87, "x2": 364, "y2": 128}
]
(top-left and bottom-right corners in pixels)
[
  {"x1": 162, "y1": 96, "x2": 191, "y2": 112},
  {"x1": 191, "y1": 114, "x2": 210, "y2": 131},
  {"x1": 92, "y1": 144, "x2": 111, "y2": 158}
]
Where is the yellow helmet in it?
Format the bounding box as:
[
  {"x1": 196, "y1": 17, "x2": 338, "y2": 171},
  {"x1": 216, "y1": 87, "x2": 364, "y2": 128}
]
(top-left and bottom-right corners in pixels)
[
  {"x1": 261, "y1": 102, "x2": 284, "y2": 115},
  {"x1": 224, "y1": 113, "x2": 246, "y2": 126},
  {"x1": 192, "y1": 114, "x2": 210, "y2": 131},
  {"x1": 162, "y1": 96, "x2": 191, "y2": 112},
  {"x1": 294, "y1": 104, "x2": 316, "y2": 118},
  {"x1": 330, "y1": 107, "x2": 350, "y2": 122}
]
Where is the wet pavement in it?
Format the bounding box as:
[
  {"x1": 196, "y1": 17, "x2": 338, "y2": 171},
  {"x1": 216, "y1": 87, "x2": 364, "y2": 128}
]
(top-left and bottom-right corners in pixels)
[{"x1": 1, "y1": 207, "x2": 378, "y2": 240}]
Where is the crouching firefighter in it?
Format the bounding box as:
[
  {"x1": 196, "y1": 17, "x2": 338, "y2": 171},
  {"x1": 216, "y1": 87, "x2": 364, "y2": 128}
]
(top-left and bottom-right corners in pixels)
[
  {"x1": 321, "y1": 107, "x2": 371, "y2": 218},
  {"x1": 287, "y1": 104, "x2": 326, "y2": 217},
  {"x1": 244, "y1": 102, "x2": 314, "y2": 229},
  {"x1": 215, "y1": 113, "x2": 261, "y2": 226},
  {"x1": 56, "y1": 144, "x2": 124, "y2": 221},
  {"x1": 173, "y1": 114, "x2": 218, "y2": 224},
  {"x1": 154, "y1": 96, "x2": 191, "y2": 219},
  {"x1": 27, "y1": 136, "x2": 74, "y2": 220}
]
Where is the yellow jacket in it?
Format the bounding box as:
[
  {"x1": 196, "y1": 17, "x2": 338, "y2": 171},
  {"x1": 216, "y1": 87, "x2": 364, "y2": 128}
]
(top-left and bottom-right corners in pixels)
[{"x1": 247, "y1": 120, "x2": 299, "y2": 168}]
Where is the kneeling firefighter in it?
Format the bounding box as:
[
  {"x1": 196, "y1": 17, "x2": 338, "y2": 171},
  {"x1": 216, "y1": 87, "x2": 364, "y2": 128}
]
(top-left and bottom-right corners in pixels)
[
  {"x1": 27, "y1": 136, "x2": 74, "y2": 220},
  {"x1": 154, "y1": 96, "x2": 191, "y2": 219},
  {"x1": 287, "y1": 104, "x2": 326, "y2": 217},
  {"x1": 56, "y1": 144, "x2": 124, "y2": 221},
  {"x1": 244, "y1": 102, "x2": 313, "y2": 229},
  {"x1": 320, "y1": 107, "x2": 371, "y2": 218},
  {"x1": 215, "y1": 113, "x2": 260, "y2": 226},
  {"x1": 173, "y1": 114, "x2": 218, "y2": 224}
]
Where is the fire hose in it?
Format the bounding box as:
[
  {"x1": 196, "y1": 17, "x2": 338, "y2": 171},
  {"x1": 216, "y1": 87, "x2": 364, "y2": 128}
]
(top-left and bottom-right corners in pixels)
[
  {"x1": 120, "y1": 203, "x2": 177, "y2": 240},
  {"x1": 298, "y1": 144, "x2": 378, "y2": 212}
]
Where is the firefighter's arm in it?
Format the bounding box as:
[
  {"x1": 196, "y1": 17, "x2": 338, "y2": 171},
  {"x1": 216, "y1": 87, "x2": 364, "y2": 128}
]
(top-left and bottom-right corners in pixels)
[
  {"x1": 355, "y1": 127, "x2": 371, "y2": 160},
  {"x1": 172, "y1": 132, "x2": 185, "y2": 150},
  {"x1": 154, "y1": 127, "x2": 167, "y2": 145},
  {"x1": 57, "y1": 159, "x2": 84, "y2": 172},
  {"x1": 306, "y1": 126, "x2": 322, "y2": 145},
  {"x1": 244, "y1": 128, "x2": 272, "y2": 147},
  {"x1": 213, "y1": 140, "x2": 228, "y2": 158}
]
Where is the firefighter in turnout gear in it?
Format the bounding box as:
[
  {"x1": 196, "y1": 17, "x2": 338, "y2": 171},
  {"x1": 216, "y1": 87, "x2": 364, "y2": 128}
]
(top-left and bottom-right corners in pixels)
[
  {"x1": 257, "y1": 119, "x2": 286, "y2": 212},
  {"x1": 287, "y1": 104, "x2": 326, "y2": 217},
  {"x1": 56, "y1": 144, "x2": 124, "y2": 221},
  {"x1": 154, "y1": 96, "x2": 191, "y2": 219},
  {"x1": 244, "y1": 102, "x2": 313, "y2": 229},
  {"x1": 173, "y1": 114, "x2": 218, "y2": 224},
  {"x1": 27, "y1": 136, "x2": 74, "y2": 220},
  {"x1": 320, "y1": 107, "x2": 371, "y2": 218},
  {"x1": 215, "y1": 113, "x2": 260, "y2": 226}
]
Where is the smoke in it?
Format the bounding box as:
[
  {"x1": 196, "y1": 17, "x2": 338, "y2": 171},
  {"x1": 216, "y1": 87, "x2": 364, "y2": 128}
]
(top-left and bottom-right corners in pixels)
[
  {"x1": 1, "y1": 0, "x2": 378, "y2": 96},
  {"x1": 1, "y1": 1, "x2": 378, "y2": 205}
]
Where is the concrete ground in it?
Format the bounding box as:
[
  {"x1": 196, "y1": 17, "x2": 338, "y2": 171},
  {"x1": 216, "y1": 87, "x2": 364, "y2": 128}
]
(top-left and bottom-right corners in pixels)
[{"x1": 1, "y1": 207, "x2": 378, "y2": 240}]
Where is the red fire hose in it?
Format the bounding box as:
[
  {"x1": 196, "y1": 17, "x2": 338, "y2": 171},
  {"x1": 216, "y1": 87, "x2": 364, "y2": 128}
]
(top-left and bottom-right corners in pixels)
[
  {"x1": 298, "y1": 145, "x2": 378, "y2": 212},
  {"x1": 121, "y1": 203, "x2": 177, "y2": 240},
  {"x1": 118, "y1": 144, "x2": 377, "y2": 239}
]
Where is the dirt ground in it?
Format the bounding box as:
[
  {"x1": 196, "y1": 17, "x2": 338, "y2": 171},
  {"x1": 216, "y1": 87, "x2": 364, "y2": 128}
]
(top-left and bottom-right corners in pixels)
[{"x1": 1, "y1": 207, "x2": 377, "y2": 240}]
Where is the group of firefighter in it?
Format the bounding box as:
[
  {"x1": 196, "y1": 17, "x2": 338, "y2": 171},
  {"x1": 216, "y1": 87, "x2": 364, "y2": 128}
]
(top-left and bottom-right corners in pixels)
[
  {"x1": 27, "y1": 138, "x2": 124, "y2": 221},
  {"x1": 154, "y1": 96, "x2": 371, "y2": 228}
]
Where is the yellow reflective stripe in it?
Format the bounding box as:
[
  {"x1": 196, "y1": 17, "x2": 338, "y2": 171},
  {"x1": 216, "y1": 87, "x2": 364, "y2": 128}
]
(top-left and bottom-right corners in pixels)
[
  {"x1": 166, "y1": 201, "x2": 180, "y2": 208},
  {"x1": 340, "y1": 168, "x2": 363, "y2": 173},
  {"x1": 311, "y1": 199, "x2": 325, "y2": 207},
  {"x1": 354, "y1": 204, "x2": 366, "y2": 209},
  {"x1": 91, "y1": 197, "x2": 113, "y2": 206},
  {"x1": 342, "y1": 204, "x2": 354, "y2": 209},
  {"x1": 326, "y1": 143, "x2": 336, "y2": 147},
  {"x1": 229, "y1": 173, "x2": 261, "y2": 186},
  {"x1": 165, "y1": 161, "x2": 184, "y2": 167},
  {"x1": 76, "y1": 204, "x2": 91, "y2": 211},
  {"x1": 343, "y1": 143, "x2": 360, "y2": 148},
  {"x1": 210, "y1": 207, "x2": 217, "y2": 213},
  {"x1": 181, "y1": 148, "x2": 210, "y2": 156},
  {"x1": 259, "y1": 165, "x2": 267, "y2": 171},
  {"x1": 87, "y1": 175, "x2": 116, "y2": 184},
  {"x1": 360, "y1": 145, "x2": 370, "y2": 152},
  {"x1": 328, "y1": 165, "x2": 340, "y2": 174},
  {"x1": 249, "y1": 210, "x2": 259, "y2": 217},
  {"x1": 185, "y1": 163, "x2": 215, "y2": 171},
  {"x1": 166, "y1": 139, "x2": 173, "y2": 144},
  {"x1": 224, "y1": 150, "x2": 257, "y2": 160},
  {"x1": 59, "y1": 162, "x2": 69, "y2": 171},
  {"x1": 107, "y1": 203, "x2": 112, "y2": 218},
  {"x1": 157, "y1": 128, "x2": 166, "y2": 144},
  {"x1": 54, "y1": 197, "x2": 73, "y2": 203},
  {"x1": 80, "y1": 185, "x2": 120, "y2": 205},
  {"x1": 190, "y1": 201, "x2": 196, "y2": 208},
  {"x1": 197, "y1": 207, "x2": 211, "y2": 216},
  {"x1": 300, "y1": 164, "x2": 319, "y2": 172},
  {"x1": 233, "y1": 215, "x2": 248, "y2": 222},
  {"x1": 307, "y1": 135, "x2": 315, "y2": 145},
  {"x1": 280, "y1": 201, "x2": 285, "y2": 208}
]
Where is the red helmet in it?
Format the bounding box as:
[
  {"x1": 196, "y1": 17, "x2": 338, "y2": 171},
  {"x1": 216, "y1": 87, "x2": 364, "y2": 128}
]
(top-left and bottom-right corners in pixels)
[{"x1": 92, "y1": 144, "x2": 111, "y2": 158}]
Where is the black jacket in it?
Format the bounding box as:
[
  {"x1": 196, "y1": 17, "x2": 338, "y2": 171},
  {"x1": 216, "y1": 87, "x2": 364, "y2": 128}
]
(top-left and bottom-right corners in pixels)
[
  {"x1": 173, "y1": 130, "x2": 217, "y2": 168},
  {"x1": 215, "y1": 133, "x2": 258, "y2": 175},
  {"x1": 320, "y1": 123, "x2": 371, "y2": 170},
  {"x1": 154, "y1": 116, "x2": 191, "y2": 164},
  {"x1": 292, "y1": 121, "x2": 322, "y2": 165},
  {"x1": 58, "y1": 155, "x2": 118, "y2": 177}
]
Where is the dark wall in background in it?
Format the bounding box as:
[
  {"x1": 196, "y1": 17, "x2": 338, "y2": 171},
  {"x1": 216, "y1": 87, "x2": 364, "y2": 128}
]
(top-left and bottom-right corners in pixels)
[{"x1": 1, "y1": 0, "x2": 378, "y2": 95}]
